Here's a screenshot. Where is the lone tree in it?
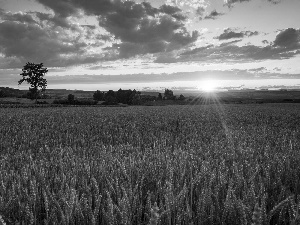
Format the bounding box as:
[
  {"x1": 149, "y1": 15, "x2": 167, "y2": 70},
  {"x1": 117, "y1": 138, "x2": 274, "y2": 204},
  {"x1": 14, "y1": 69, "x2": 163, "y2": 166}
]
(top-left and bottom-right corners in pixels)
[{"x1": 18, "y1": 62, "x2": 48, "y2": 103}]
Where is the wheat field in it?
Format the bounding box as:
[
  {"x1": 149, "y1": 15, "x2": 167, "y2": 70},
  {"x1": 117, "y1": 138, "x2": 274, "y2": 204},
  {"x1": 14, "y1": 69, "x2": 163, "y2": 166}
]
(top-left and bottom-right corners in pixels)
[{"x1": 0, "y1": 104, "x2": 299, "y2": 224}]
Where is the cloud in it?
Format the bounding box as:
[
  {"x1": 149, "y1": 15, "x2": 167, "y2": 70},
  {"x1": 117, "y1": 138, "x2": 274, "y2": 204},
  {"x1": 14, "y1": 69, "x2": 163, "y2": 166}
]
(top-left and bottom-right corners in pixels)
[
  {"x1": 262, "y1": 40, "x2": 269, "y2": 44},
  {"x1": 0, "y1": 10, "x2": 37, "y2": 24},
  {"x1": 218, "y1": 30, "x2": 244, "y2": 40},
  {"x1": 98, "y1": 3, "x2": 198, "y2": 57},
  {"x1": 176, "y1": 28, "x2": 300, "y2": 63},
  {"x1": 273, "y1": 28, "x2": 300, "y2": 48},
  {"x1": 248, "y1": 67, "x2": 266, "y2": 72},
  {"x1": 0, "y1": 8, "x2": 119, "y2": 68},
  {"x1": 182, "y1": 44, "x2": 299, "y2": 62},
  {"x1": 245, "y1": 31, "x2": 259, "y2": 37},
  {"x1": 0, "y1": 1, "x2": 198, "y2": 68},
  {"x1": 154, "y1": 52, "x2": 178, "y2": 63},
  {"x1": 159, "y1": 4, "x2": 186, "y2": 21},
  {"x1": 0, "y1": 21, "x2": 85, "y2": 66},
  {"x1": 225, "y1": 0, "x2": 281, "y2": 7},
  {"x1": 35, "y1": 0, "x2": 79, "y2": 17},
  {"x1": 204, "y1": 10, "x2": 224, "y2": 20},
  {"x1": 35, "y1": 0, "x2": 198, "y2": 58},
  {"x1": 81, "y1": 25, "x2": 96, "y2": 29},
  {"x1": 196, "y1": 6, "x2": 205, "y2": 17},
  {"x1": 217, "y1": 28, "x2": 259, "y2": 40},
  {"x1": 180, "y1": 45, "x2": 214, "y2": 56},
  {"x1": 0, "y1": 10, "x2": 99, "y2": 68},
  {"x1": 33, "y1": 12, "x2": 76, "y2": 29}
]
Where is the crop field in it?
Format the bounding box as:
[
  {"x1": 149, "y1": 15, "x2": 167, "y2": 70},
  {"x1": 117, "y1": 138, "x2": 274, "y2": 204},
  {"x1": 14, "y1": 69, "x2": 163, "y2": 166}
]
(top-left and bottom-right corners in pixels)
[{"x1": 0, "y1": 104, "x2": 300, "y2": 225}]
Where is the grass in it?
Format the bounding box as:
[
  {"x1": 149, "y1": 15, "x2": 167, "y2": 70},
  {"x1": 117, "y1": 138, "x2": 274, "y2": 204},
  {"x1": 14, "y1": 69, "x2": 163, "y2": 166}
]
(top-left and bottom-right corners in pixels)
[{"x1": 0, "y1": 104, "x2": 299, "y2": 224}]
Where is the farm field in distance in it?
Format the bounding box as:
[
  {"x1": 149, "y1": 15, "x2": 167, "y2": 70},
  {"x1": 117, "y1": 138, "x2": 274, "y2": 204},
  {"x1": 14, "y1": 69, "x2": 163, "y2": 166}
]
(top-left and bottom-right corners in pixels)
[{"x1": 0, "y1": 104, "x2": 300, "y2": 224}]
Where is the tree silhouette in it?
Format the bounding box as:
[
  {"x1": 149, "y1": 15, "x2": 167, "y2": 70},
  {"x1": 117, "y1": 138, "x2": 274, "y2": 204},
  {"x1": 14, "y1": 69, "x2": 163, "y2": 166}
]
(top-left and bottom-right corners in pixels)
[
  {"x1": 68, "y1": 94, "x2": 75, "y2": 104},
  {"x1": 179, "y1": 94, "x2": 185, "y2": 100},
  {"x1": 164, "y1": 89, "x2": 174, "y2": 100},
  {"x1": 93, "y1": 90, "x2": 104, "y2": 101},
  {"x1": 104, "y1": 90, "x2": 117, "y2": 104},
  {"x1": 18, "y1": 62, "x2": 48, "y2": 103},
  {"x1": 157, "y1": 93, "x2": 162, "y2": 100}
]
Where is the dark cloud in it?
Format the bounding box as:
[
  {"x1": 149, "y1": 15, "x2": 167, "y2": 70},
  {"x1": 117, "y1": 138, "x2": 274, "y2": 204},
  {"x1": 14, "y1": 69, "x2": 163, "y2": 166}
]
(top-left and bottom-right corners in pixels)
[
  {"x1": 245, "y1": 31, "x2": 259, "y2": 37},
  {"x1": 262, "y1": 40, "x2": 269, "y2": 44},
  {"x1": 0, "y1": 8, "x2": 117, "y2": 68},
  {"x1": 35, "y1": 0, "x2": 198, "y2": 58},
  {"x1": 159, "y1": 4, "x2": 186, "y2": 21},
  {"x1": 177, "y1": 29, "x2": 300, "y2": 63},
  {"x1": 0, "y1": 21, "x2": 75, "y2": 58},
  {"x1": 218, "y1": 28, "x2": 259, "y2": 40},
  {"x1": 218, "y1": 31, "x2": 244, "y2": 40},
  {"x1": 98, "y1": 2, "x2": 197, "y2": 57},
  {"x1": 225, "y1": 0, "x2": 281, "y2": 7},
  {"x1": 34, "y1": 12, "x2": 75, "y2": 29},
  {"x1": 177, "y1": 28, "x2": 300, "y2": 64},
  {"x1": 0, "y1": 1, "x2": 198, "y2": 67},
  {"x1": 0, "y1": 22, "x2": 87, "y2": 67},
  {"x1": 0, "y1": 10, "x2": 91, "y2": 68},
  {"x1": 273, "y1": 28, "x2": 300, "y2": 48},
  {"x1": 204, "y1": 10, "x2": 224, "y2": 20},
  {"x1": 35, "y1": 0, "x2": 79, "y2": 17},
  {"x1": 0, "y1": 10, "x2": 37, "y2": 24},
  {"x1": 141, "y1": 2, "x2": 159, "y2": 16},
  {"x1": 196, "y1": 6, "x2": 205, "y2": 17}
]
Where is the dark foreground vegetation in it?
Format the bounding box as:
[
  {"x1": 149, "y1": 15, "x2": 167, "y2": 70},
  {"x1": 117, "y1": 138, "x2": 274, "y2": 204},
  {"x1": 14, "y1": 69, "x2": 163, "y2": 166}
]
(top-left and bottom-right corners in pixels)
[{"x1": 0, "y1": 104, "x2": 300, "y2": 224}]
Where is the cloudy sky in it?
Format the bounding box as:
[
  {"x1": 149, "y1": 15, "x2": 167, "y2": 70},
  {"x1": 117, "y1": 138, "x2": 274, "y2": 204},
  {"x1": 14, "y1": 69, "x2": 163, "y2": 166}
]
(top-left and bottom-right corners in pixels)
[{"x1": 0, "y1": 0, "x2": 300, "y2": 91}]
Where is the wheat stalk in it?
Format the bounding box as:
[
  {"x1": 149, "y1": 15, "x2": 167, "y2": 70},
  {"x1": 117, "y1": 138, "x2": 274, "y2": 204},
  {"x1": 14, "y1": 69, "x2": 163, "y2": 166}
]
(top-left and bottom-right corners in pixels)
[{"x1": 149, "y1": 202, "x2": 160, "y2": 225}]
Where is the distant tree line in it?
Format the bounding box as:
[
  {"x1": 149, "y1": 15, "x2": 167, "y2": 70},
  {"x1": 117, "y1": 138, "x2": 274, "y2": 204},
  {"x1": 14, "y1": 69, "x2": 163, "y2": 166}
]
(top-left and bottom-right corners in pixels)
[
  {"x1": 162, "y1": 89, "x2": 185, "y2": 101},
  {"x1": 52, "y1": 94, "x2": 97, "y2": 105},
  {"x1": 93, "y1": 89, "x2": 142, "y2": 105},
  {"x1": 1, "y1": 86, "x2": 186, "y2": 105},
  {"x1": 0, "y1": 87, "x2": 26, "y2": 98},
  {"x1": 93, "y1": 88, "x2": 185, "y2": 105}
]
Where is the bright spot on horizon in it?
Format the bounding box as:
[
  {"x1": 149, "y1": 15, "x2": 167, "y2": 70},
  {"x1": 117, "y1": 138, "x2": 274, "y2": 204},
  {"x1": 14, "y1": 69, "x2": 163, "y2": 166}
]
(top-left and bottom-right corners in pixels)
[{"x1": 198, "y1": 80, "x2": 217, "y2": 92}]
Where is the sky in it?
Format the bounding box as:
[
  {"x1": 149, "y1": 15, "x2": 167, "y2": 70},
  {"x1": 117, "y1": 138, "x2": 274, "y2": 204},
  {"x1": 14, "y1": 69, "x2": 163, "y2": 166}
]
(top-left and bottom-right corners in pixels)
[{"x1": 0, "y1": 0, "x2": 300, "y2": 92}]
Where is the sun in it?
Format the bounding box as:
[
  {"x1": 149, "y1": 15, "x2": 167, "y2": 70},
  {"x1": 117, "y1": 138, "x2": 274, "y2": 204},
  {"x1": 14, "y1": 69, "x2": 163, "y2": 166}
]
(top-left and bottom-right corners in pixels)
[{"x1": 198, "y1": 80, "x2": 217, "y2": 92}]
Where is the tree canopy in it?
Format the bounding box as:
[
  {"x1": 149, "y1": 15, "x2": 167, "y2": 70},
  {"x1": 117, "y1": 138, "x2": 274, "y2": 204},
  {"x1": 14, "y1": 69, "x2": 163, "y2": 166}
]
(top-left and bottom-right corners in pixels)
[{"x1": 18, "y1": 62, "x2": 48, "y2": 103}]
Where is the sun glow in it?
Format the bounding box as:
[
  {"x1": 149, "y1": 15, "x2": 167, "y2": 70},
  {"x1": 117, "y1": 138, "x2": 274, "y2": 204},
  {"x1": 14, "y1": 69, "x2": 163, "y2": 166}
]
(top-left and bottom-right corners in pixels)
[{"x1": 198, "y1": 80, "x2": 217, "y2": 92}]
